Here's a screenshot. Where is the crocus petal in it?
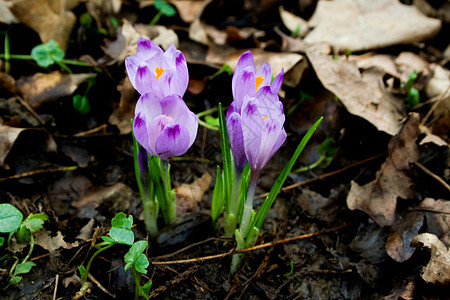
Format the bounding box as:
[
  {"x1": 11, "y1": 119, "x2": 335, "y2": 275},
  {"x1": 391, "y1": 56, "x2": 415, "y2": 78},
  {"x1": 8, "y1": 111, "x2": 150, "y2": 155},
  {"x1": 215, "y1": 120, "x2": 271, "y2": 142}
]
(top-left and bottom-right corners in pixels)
[
  {"x1": 160, "y1": 95, "x2": 198, "y2": 147},
  {"x1": 133, "y1": 112, "x2": 150, "y2": 154},
  {"x1": 135, "y1": 65, "x2": 160, "y2": 96},
  {"x1": 155, "y1": 123, "x2": 190, "y2": 160},
  {"x1": 241, "y1": 95, "x2": 262, "y2": 168},
  {"x1": 147, "y1": 115, "x2": 175, "y2": 156},
  {"x1": 227, "y1": 112, "x2": 247, "y2": 172},
  {"x1": 233, "y1": 66, "x2": 256, "y2": 110},
  {"x1": 267, "y1": 127, "x2": 287, "y2": 162},
  {"x1": 254, "y1": 86, "x2": 284, "y2": 121},
  {"x1": 255, "y1": 63, "x2": 272, "y2": 89},
  {"x1": 136, "y1": 38, "x2": 163, "y2": 62},
  {"x1": 125, "y1": 56, "x2": 144, "y2": 92},
  {"x1": 232, "y1": 51, "x2": 255, "y2": 99},
  {"x1": 270, "y1": 68, "x2": 284, "y2": 94},
  {"x1": 256, "y1": 118, "x2": 284, "y2": 169},
  {"x1": 138, "y1": 145, "x2": 149, "y2": 185},
  {"x1": 135, "y1": 92, "x2": 162, "y2": 122}
]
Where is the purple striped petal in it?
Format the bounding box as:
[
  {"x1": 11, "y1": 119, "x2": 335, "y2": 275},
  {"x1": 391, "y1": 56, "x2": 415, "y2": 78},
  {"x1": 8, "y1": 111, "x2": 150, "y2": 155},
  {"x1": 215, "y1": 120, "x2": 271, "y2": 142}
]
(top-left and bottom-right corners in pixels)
[
  {"x1": 135, "y1": 93, "x2": 163, "y2": 122},
  {"x1": 267, "y1": 127, "x2": 287, "y2": 162},
  {"x1": 226, "y1": 112, "x2": 247, "y2": 172},
  {"x1": 270, "y1": 68, "x2": 284, "y2": 94},
  {"x1": 232, "y1": 67, "x2": 256, "y2": 111},
  {"x1": 125, "y1": 56, "x2": 144, "y2": 92},
  {"x1": 147, "y1": 115, "x2": 176, "y2": 156},
  {"x1": 256, "y1": 118, "x2": 284, "y2": 169},
  {"x1": 135, "y1": 65, "x2": 157, "y2": 95},
  {"x1": 254, "y1": 86, "x2": 284, "y2": 121},
  {"x1": 133, "y1": 112, "x2": 150, "y2": 155},
  {"x1": 155, "y1": 123, "x2": 190, "y2": 160},
  {"x1": 241, "y1": 95, "x2": 262, "y2": 168},
  {"x1": 136, "y1": 38, "x2": 164, "y2": 61},
  {"x1": 160, "y1": 95, "x2": 198, "y2": 147},
  {"x1": 232, "y1": 51, "x2": 255, "y2": 100}
]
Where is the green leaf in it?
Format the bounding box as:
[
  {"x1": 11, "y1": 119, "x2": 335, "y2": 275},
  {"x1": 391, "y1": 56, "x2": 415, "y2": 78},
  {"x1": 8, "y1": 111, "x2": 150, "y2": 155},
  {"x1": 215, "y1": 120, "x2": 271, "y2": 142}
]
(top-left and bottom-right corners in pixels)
[
  {"x1": 134, "y1": 253, "x2": 149, "y2": 274},
  {"x1": 17, "y1": 225, "x2": 30, "y2": 243},
  {"x1": 407, "y1": 87, "x2": 420, "y2": 106},
  {"x1": 101, "y1": 236, "x2": 115, "y2": 243},
  {"x1": 250, "y1": 117, "x2": 323, "y2": 234},
  {"x1": 109, "y1": 213, "x2": 134, "y2": 245},
  {"x1": 31, "y1": 40, "x2": 65, "y2": 67},
  {"x1": 142, "y1": 279, "x2": 153, "y2": 295},
  {"x1": 78, "y1": 265, "x2": 87, "y2": 279},
  {"x1": 14, "y1": 261, "x2": 36, "y2": 275},
  {"x1": 205, "y1": 116, "x2": 219, "y2": 128},
  {"x1": 0, "y1": 237, "x2": 4, "y2": 246},
  {"x1": 154, "y1": 0, "x2": 177, "y2": 17},
  {"x1": 218, "y1": 103, "x2": 233, "y2": 213},
  {"x1": 79, "y1": 13, "x2": 93, "y2": 27},
  {"x1": 0, "y1": 203, "x2": 23, "y2": 233},
  {"x1": 211, "y1": 166, "x2": 224, "y2": 223},
  {"x1": 73, "y1": 94, "x2": 91, "y2": 114},
  {"x1": 124, "y1": 240, "x2": 148, "y2": 272},
  {"x1": 22, "y1": 213, "x2": 48, "y2": 233},
  {"x1": 9, "y1": 275, "x2": 22, "y2": 285}
]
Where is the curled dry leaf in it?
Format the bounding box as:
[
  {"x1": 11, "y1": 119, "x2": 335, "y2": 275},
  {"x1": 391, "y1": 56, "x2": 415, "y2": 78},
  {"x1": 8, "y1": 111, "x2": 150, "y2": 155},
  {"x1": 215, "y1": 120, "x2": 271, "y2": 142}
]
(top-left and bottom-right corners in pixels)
[
  {"x1": 386, "y1": 212, "x2": 424, "y2": 262},
  {"x1": 175, "y1": 172, "x2": 211, "y2": 216},
  {"x1": 425, "y1": 64, "x2": 450, "y2": 99},
  {"x1": 189, "y1": 18, "x2": 209, "y2": 46},
  {"x1": 10, "y1": 0, "x2": 78, "y2": 50},
  {"x1": 351, "y1": 53, "x2": 400, "y2": 78},
  {"x1": 34, "y1": 229, "x2": 79, "y2": 252},
  {"x1": 395, "y1": 52, "x2": 430, "y2": 83},
  {"x1": 347, "y1": 113, "x2": 420, "y2": 227},
  {"x1": 17, "y1": 71, "x2": 96, "y2": 108},
  {"x1": 419, "y1": 198, "x2": 450, "y2": 246},
  {"x1": 169, "y1": 0, "x2": 212, "y2": 23},
  {"x1": 0, "y1": 124, "x2": 25, "y2": 166},
  {"x1": 306, "y1": 46, "x2": 403, "y2": 135},
  {"x1": 304, "y1": 0, "x2": 441, "y2": 52},
  {"x1": 411, "y1": 233, "x2": 450, "y2": 285},
  {"x1": 108, "y1": 77, "x2": 137, "y2": 134}
]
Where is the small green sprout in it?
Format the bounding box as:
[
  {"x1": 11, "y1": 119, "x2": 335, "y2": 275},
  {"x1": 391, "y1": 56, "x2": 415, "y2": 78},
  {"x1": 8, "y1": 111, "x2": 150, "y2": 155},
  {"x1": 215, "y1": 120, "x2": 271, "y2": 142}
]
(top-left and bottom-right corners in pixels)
[
  {"x1": 294, "y1": 138, "x2": 338, "y2": 173},
  {"x1": 283, "y1": 261, "x2": 294, "y2": 277},
  {"x1": 124, "y1": 240, "x2": 152, "y2": 300},
  {"x1": 401, "y1": 70, "x2": 420, "y2": 106},
  {"x1": 150, "y1": 0, "x2": 177, "y2": 25}
]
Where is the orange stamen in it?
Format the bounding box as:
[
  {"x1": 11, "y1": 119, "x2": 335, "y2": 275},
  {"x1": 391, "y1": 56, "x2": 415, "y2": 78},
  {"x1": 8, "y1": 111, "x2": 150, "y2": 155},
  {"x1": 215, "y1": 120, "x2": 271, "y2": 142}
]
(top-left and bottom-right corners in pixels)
[
  {"x1": 155, "y1": 67, "x2": 165, "y2": 81},
  {"x1": 255, "y1": 75, "x2": 264, "y2": 91},
  {"x1": 262, "y1": 116, "x2": 268, "y2": 120}
]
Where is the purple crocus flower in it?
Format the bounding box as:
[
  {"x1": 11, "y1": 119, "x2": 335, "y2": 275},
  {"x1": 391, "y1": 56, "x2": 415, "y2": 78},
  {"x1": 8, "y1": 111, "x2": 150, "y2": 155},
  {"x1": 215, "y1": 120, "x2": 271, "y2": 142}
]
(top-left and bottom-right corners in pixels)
[
  {"x1": 226, "y1": 51, "x2": 285, "y2": 173},
  {"x1": 125, "y1": 38, "x2": 188, "y2": 98},
  {"x1": 133, "y1": 92, "x2": 198, "y2": 160}
]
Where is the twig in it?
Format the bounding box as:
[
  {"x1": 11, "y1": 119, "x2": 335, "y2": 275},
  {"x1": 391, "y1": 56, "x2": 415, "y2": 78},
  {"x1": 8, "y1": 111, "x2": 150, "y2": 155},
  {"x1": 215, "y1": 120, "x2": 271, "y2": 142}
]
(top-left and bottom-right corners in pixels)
[
  {"x1": 150, "y1": 224, "x2": 348, "y2": 265},
  {"x1": 88, "y1": 273, "x2": 116, "y2": 298},
  {"x1": 73, "y1": 124, "x2": 108, "y2": 137},
  {"x1": 52, "y1": 274, "x2": 59, "y2": 300},
  {"x1": 0, "y1": 166, "x2": 78, "y2": 182},
  {"x1": 255, "y1": 154, "x2": 385, "y2": 199},
  {"x1": 16, "y1": 96, "x2": 45, "y2": 125},
  {"x1": 414, "y1": 161, "x2": 450, "y2": 192},
  {"x1": 421, "y1": 85, "x2": 450, "y2": 126}
]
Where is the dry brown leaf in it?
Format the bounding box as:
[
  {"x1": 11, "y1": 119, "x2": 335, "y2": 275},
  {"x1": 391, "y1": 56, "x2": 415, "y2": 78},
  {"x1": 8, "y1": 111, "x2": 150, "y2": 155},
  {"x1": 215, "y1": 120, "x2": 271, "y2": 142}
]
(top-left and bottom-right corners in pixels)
[
  {"x1": 304, "y1": 0, "x2": 441, "y2": 51},
  {"x1": 411, "y1": 233, "x2": 450, "y2": 285},
  {"x1": 347, "y1": 113, "x2": 420, "y2": 227},
  {"x1": 189, "y1": 18, "x2": 209, "y2": 45},
  {"x1": 419, "y1": 198, "x2": 450, "y2": 246},
  {"x1": 351, "y1": 53, "x2": 400, "y2": 78},
  {"x1": 395, "y1": 52, "x2": 430, "y2": 83},
  {"x1": 0, "y1": 124, "x2": 25, "y2": 166},
  {"x1": 419, "y1": 125, "x2": 448, "y2": 147},
  {"x1": 170, "y1": 0, "x2": 212, "y2": 23},
  {"x1": 108, "y1": 78, "x2": 137, "y2": 134},
  {"x1": 76, "y1": 219, "x2": 95, "y2": 241},
  {"x1": 306, "y1": 47, "x2": 403, "y2": 135},
  {"x1": 17, "y1": 71, "x2": 96, "y2": 108},
  {"x1": 175, "y1": 172, "x2": 211, "y2": 216},
  {"x1": 103, "y1": 20, "x2": 179, "y2": 63},
  {"x1": 279, "y1": 6, "x2": 309, "y2": 38},
  {"x1": 0, "y1": 0, "x2": 18, "y2": 24},
  {"x1": 425, "y1": 64, "x2": 450, "y2": 99},
  {"x1": 10, "y1": 0, "x2": 77, "y2": 51},
  {"x1": 35, "y1": 229, "x2": 79, "y2": 252},
  {"x1": 386, "y1": 212, "x2": 424, "y2": 262},
  {"x1": 428, "y1": 94, "x2": 450, "y2": 140},
  {"x1": 206, "y1": 47, "x2": 303, "y2": 88}
]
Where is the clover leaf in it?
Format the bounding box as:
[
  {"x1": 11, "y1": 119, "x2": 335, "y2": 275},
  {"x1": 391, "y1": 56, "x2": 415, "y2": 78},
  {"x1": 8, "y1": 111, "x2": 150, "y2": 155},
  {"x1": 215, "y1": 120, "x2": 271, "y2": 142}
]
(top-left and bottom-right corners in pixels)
[
  {"x1": 124, "y1": 240, "x2": 148, "y2": 273},
  {"x1": 0, "y1": 204, "x2": 23, "y2": 233},
  {"x1": 154, "y1": 0, "x2": 176, "y2": 17},
  {"x1": 31, "y1": 40, "x2": 65, "y2": 67},
  {"x1": 109, "y1": 212, "x2": 134, "y2": 245}
]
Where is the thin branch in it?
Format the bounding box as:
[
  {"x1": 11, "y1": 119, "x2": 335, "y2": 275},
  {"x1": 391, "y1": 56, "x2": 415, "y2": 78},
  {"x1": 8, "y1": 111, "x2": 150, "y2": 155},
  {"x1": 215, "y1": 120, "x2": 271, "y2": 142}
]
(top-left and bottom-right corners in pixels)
[{"x1": 414, "y1": 161, "x2": 450, "y2": 192}]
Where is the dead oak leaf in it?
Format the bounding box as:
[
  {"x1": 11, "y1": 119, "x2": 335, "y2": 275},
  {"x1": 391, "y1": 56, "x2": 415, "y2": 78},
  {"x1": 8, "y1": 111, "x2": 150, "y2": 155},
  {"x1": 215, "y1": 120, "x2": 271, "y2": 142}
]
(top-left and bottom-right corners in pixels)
[
  {"x1": 17, "y1": 71, "x2": 95, "y2": 108},
  {"x1": 175, "y1": 172, "x2": 211, "y2": 216},
  {"x1": 411, "y1": 233, "x2": 450, "y2": 285},
  {"x1": 0, "y1": 124, "x2": 25, "y2": 167},
  {"x1": 34, "y1": 229, "x2": 79, "y2": 252},
  {"x1": 304, "y1": 0, "x2": 441, "y2": 51},
  {"x1": 306, "y1": 47, "x2": 403, "y2": 135},
  {"x1": 347, "y1": 113, "x2": 420, "y2": 227}
]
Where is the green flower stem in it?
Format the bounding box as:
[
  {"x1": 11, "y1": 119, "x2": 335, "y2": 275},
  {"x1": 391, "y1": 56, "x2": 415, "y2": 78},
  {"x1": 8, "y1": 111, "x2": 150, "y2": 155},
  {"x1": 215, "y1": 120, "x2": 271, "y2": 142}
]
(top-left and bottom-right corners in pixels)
[
  {"x1": 0, "y1": 54, "x2": 92, "y2": 67},
  {"x1": 82, "y1": 243, "x2": 114, "y2": 282},
  {"x1": 224, "y1": 172, "x2": 242, "y2": 237},
  {"x1": 143, "y1": 198, "x2": 159, "y2": 238},
  {"x1": 238, "y1": 171, "x2": 259, "y2": 239},
  {"x1": 293, "y1": 155, "x2": 325, "y2": 173},
  {"x1": 198, "y1": 119, "x2": 219, "y2": 131},
  {"x1": 21, "y1": 234, "x2": 34, "y2": 264},
  {"x1": 131, "y1": 266, "x2": 149, "y2": 300},
  {"x1": 8, "y1": 256, "x2": 19, "y2": 278},
  {"x1": 196, "y1": 106, "x2": 218, "y2": 118},
  {"x1": 4, "y1": 33, "x2": 10, "y2": 73},
  {"x1": 149, "y1": 10, "x2": 164, "y2": 26},
  {"x1": 160, "y1": 159, "x2": 176, "y2": 223},
  {"x1": 56, "y1": 60, "x2": 72, "y2": 74}
]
